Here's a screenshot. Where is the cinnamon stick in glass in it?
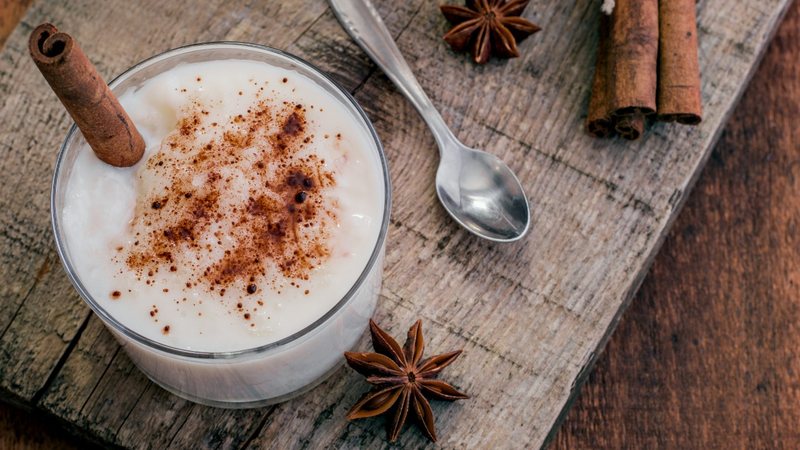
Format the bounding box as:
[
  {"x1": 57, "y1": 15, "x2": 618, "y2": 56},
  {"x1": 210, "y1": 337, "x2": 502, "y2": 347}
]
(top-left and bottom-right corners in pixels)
[
  {"x1": 29, "y1": 23, "x2": 144, "y2": 167},
  {"x1": 657, "y1": 0, "x2": 702, "y2": 124},
  {"x1": 608, "y1": 0, "x2": 659, "y2": 117}
]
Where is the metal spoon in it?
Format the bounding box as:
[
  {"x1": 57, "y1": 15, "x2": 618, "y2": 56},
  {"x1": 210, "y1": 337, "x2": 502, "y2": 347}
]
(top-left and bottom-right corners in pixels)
[{"x1": 329, "y1": 0, "x2": 530, "y2": 242}]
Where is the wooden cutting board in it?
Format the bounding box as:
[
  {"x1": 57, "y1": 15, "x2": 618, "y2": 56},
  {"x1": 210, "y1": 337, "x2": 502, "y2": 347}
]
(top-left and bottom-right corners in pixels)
[{"x1": 0, "y1": 0, "x2": 791, "y2": 448}]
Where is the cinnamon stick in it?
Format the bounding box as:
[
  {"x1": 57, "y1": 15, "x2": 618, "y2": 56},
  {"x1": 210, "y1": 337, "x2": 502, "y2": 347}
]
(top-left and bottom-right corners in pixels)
[
  {"x1": 615, "y1": 111, "x2": 645, "y2": 141},
  {"x1": 608, "y1": 0, "x2": 659, "y2": 117},
  {"x1": 29, "y1": 23, "x2": 144, "y2": 167},
  {"x1": 657, "y1": 0, "x2": 702, "y2": 124},
  {"x1": 586, "y1": 15, "x2": 613, "y2": 138}
]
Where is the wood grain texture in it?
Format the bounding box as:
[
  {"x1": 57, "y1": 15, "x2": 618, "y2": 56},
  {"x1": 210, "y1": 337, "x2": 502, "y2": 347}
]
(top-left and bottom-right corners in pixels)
[
  {"x1": 0, "y1": 0, "x2": 791, "y2": 448},
  {"x1": 553, "y1": 2, "x2": 800, "y2": 448}
]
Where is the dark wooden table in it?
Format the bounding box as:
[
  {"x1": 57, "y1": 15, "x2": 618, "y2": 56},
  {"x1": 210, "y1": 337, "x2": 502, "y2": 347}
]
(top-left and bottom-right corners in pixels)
[{"x1": 2, "y1": 1, "x2": 799, "y2": 448}]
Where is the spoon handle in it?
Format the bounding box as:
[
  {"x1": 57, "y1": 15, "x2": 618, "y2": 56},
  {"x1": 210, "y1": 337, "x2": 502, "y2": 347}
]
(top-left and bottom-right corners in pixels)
[{"x1": 328, "y1": 0, "x2": 456, "y2": 151}]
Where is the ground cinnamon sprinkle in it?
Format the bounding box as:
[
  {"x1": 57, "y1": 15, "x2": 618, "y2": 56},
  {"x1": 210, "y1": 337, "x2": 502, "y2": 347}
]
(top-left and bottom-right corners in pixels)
[{"x1": 120, "y1": 93, "x2": 336, "y2": 307}]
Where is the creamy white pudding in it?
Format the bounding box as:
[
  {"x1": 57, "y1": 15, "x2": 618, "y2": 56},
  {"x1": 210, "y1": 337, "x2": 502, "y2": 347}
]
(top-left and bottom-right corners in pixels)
[
  {"x1": 62, "y1": 59, "x2": 382, "y2": 352},
  {"x1": 53, "y1": 44, "x2": 389, "y2": 406}
]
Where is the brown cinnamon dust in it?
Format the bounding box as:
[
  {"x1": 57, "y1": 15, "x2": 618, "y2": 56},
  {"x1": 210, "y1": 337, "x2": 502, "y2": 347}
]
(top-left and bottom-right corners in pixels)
[{"x1": 120, "y1": 90, "x2": 336, "y2": 300}]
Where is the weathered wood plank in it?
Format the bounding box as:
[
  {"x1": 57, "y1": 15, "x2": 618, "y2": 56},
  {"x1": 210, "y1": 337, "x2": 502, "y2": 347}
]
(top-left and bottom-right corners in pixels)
[
  {"x1": 0, "y1": 0, "x2": 791, "y2": 448},
  {"x1": 78, "y1": 350, "x2": 150, "y2": 442},
  {"x1": 0, "y1": 252, "x2": 88, "y2": 401},
  {"x1": 36, "y1": 315, "x2": 119, "y2": 424},
  {"x1": 164, "y1": 406, "x2": 270, "y2": 450}
]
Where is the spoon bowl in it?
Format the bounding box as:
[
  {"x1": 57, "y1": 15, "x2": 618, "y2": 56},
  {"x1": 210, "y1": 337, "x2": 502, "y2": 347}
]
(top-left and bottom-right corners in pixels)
[{"x1": 436, "y1": 144, "x2": 530, "y2": 241}]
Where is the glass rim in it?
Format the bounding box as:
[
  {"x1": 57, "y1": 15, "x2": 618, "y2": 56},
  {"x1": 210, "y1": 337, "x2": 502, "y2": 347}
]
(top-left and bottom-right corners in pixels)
[{"x1": 51, "y1": 42, "x2": 392, "y2": 359}]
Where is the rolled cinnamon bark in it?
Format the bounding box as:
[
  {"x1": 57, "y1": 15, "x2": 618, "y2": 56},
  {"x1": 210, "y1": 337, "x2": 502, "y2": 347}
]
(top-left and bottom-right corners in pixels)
[
  {"x1": 615, "y1": 111, "x2": 645, "y2": 140},
  {"x1": 586, "y1": 15, "x2": 613, "y2": 138},
  {"x1": 657, "y1": 0, "x2": 702, "y2": 124},
  {"x1": 608, "y1": 0, "x2": 659, "y2": 117},
  {"x1": 29, "y1": 23, "x2": 144, "y2": 167}
]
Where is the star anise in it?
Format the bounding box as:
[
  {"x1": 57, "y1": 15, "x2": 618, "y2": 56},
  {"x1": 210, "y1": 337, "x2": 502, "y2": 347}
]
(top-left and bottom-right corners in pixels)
[
  {"x1": 344, "y1": 319, "x2": 468, "y2": 443},
  {"x1": 441, "y1": 0, "x2": 541, "y2": 64}
]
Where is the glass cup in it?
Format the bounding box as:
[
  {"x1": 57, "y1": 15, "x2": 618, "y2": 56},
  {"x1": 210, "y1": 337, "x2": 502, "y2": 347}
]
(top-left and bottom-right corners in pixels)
[{"x1": 51, "y1": 43, "x2": 391, "y2": 408}]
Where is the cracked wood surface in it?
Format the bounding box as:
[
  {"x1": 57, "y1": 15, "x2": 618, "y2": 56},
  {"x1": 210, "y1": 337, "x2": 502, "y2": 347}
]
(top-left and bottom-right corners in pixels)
[{"x1": 0, "y1": 0, "x2": 792, "y2": 448}]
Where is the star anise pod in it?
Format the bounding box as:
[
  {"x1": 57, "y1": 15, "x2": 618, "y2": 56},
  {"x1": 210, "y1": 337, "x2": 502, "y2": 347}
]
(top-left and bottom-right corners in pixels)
[
  {"x1": 441, "y1": 0, "x2": 541, "y2": 64},
  {"x1": 344, "y1": 319, "x2": 468, "y2": 443}
]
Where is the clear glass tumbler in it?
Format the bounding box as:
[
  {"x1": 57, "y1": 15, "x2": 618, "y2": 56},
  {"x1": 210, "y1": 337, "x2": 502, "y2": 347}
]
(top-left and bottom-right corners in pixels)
[{"x1": 51, "y1": 43, "x2": 391, "y2": 408}]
